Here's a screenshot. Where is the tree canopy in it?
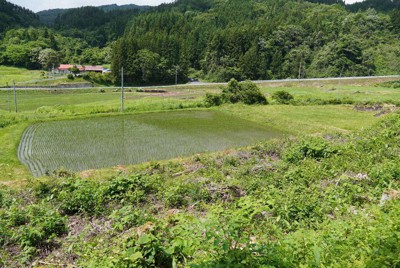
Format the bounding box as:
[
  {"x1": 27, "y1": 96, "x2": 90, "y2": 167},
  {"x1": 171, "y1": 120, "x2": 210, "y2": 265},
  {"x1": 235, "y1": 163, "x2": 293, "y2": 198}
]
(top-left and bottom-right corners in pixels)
[
  {"x1": 111, "y1": 0, "x2": 400, "y2": 83},
  {"x1": 0, "y1": 0, "x2": 39, "y2": 34}
]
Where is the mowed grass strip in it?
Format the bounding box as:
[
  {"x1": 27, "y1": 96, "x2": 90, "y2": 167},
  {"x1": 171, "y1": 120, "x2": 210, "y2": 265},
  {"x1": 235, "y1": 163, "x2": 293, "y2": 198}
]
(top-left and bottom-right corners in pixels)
[
  {"x1": 20, "y1": 110, "x2": 285, "y2": 176},
  {"x1": 217, "y1": 104, "x2": 383, "y2": 134},
  {"x1": 261, "y1": 84, "x2": 400, "y2": 104}
]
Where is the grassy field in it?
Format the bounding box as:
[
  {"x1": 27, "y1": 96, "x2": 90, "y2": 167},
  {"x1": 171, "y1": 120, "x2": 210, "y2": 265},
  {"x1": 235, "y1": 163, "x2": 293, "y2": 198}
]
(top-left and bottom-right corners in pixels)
[
  {"x1": 261, "y1": 84, "x2": 400, "y2": 105},
  {"x1": 0, "y1": 66, "x2": 44, "y2": 86},
  {"x1": 19, "y1": 111, "x2": 284, "y2": 176},
  {"x1": 1, "y1": 73, "x2": 400, "y2": 266},
  {"x1": 218, "y1": 104, "x2": 384, "y2": 134},
  {"x1": 0, "y1": 78, "x2": 397, "y2": 180},
  {"x1": 0, "y1": 65, "x2": 97, "y2": 88},
  {"x1": 0, "y1": 88, "x2": 206, "y2": 112}
]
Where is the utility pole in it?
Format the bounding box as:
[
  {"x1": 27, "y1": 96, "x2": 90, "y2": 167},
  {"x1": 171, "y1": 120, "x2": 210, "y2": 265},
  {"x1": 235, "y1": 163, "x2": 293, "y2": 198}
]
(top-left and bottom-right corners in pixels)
[
  {"x1": 121, "y1": 67, "x2": 124, "y2": 113},
  {"x1": 338, "y1": 64, "x2": 345, "y2": 101},
  {"x1": 7, "y1": 82, "x2": 10, "y2": 112},
  {"x1": 175, "y1": 65, "x2": 179, "y2": 88},
  {"x1": 13, "y1": 80, "x2": 17, "y2": 113},
  {"x1": 298, "y1": 59, "x2": 302, "y2": 80}
]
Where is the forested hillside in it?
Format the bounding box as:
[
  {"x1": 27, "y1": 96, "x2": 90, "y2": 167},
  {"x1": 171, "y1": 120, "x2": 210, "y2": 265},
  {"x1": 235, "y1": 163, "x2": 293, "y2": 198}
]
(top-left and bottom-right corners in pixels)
[
  {"x1": 0, "y1": 0, "x2": 399, "y2": 85},
  {"x1": 38, "y1": 4, "x2": 150, "y2": 26},
  {"x1": 53, "y1": 6, "x2": 148, "y2": 47},
  {"x1": 0, "y1": 2, "x2": 149, "y2": 69},
  {"x1": 0, "y1": 0, "x2": 39, "y2": 34},
  {"x1": 0, "y1": 27, "x2": 111, "y2": 69},
  {"x1": 347, "y1": 0, "x2": 400, "y2": 12},
  {"x1": 112, "y1": 0, "x2": 400, "y2": 84}
]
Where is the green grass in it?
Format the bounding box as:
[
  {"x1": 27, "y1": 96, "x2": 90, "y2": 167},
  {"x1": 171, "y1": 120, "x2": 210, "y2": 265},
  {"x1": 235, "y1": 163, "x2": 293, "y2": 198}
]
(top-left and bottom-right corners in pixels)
[
  {"x1": 0, "y1": 83, "x2": 390, "y2": 180},
  {"x1": 0, "y1": 87, "x2": 207, "y2": 112},
  {"x1": 218, "y1": 104, "x2": 383, "y2": 134},
  {"x1": 262, "y1": 85, "x2": 400, "y2": 105},
  {"x1": 2, "y1": 74, "x2": 400, "y2": 266},
  {"x1": 0, "y1": 65, "x2": 99, "y2": 87},
  {"x1": 0, "y1": 66, "x2": 44, "y2": 86},
  {"x1": 2, "y1": 112, "x2": 400, "y2": 267},
  {"x1": 19, "y1": 111, "x2": 285, "y2": 176}
]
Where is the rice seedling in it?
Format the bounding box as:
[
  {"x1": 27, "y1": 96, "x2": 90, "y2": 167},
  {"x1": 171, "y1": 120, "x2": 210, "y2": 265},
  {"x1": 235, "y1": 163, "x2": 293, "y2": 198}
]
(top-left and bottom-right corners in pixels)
[{"x1": 19, "y1": 110, "x2": 285, "y2": 176}]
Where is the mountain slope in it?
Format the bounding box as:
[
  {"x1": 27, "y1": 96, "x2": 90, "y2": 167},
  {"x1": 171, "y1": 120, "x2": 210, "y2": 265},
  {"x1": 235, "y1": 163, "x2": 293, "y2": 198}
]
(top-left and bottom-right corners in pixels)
[
  {"x1": 37, "y1": 4, "x2": 151, "y2": 26},
  {"x1": 347, "y1": 0, "x2": 400, "y2": 12},
  {"x1": 111, "y1": 0, "x2": 400, "y2": 84},
  {"x1": 0, "y1": 0, "x2": 40, "y2": 34}
]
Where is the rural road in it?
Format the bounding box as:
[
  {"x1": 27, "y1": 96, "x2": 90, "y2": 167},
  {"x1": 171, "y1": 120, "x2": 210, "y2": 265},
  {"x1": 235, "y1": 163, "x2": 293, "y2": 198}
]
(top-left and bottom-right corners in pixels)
[{"x1": 1, "y1": 75, "x2": 399, "y2": 90}]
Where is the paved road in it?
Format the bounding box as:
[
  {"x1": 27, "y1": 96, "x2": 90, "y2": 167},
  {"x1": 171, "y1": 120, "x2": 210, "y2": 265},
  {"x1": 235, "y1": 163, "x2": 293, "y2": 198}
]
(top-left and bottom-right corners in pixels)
[
  {"x1": 185, "y1": 75, "x2": 400, "y2": 86},
  {"x1": 1, "y1": 75, "x2": 399, "y2": 90}
]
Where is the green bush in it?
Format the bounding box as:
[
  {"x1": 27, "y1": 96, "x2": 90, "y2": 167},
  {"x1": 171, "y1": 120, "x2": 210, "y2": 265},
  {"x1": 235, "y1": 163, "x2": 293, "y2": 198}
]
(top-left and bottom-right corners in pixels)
[
  {"x1": 379, "y1": 80, "x2": 400, "y2": 89},
  {"x1": 84, "y1": 72, "x2": 114, "y2": 86},
  {"x1": 67, "y1": 74, "x2": 74, "y2": 80},
  {"x1": 6, "y1": 206, "x2": 28, "y2": 226},
  {"x1": 205, "y1": 79, "x2": 267, "y2": 106},
  {"x1": 271, "y1": 90, "x2": 294, "y2": 104},
  {"x1": 283, "y1": 137, "x2": 338, "y2": 163},
  {"x1": 109, "y1": 206, "x2": 153, "y2": 231},
  {"x1": 117, "y1": 234, "x2": 175, "y2": 267},
  {"x1": 164, "y1": 185, "x2": 190, "y2": 208},
  {"x1": 57, "y1": 179, "x2": 104, "y2": 215},
  {"x1": 239, "y1": 80, "x2": 268, "y2": 105},
  {"x1": 104, "y1": 175, "x2": 160, "y2": 203},
  {"x1": 17, "y1": 210, "x2": 67, "y2": 248},
  {"x1": 204, "y1": 93, "x2": 222, "y2": 107}
]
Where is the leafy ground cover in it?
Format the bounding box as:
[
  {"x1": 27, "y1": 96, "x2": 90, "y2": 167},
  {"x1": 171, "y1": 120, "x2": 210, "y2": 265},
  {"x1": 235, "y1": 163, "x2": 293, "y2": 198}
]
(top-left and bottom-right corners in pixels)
[
  {"x1": 18, "y1": 111, "x2": 285, "y2": 176},
  {"x1": 1, "y1": 111, "x2": 400, "y2": 267}
]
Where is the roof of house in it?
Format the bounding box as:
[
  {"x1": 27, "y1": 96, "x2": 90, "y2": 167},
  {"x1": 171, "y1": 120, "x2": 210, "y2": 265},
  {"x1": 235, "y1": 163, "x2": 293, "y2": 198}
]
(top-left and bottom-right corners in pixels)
[
  {"x1": 58, "y1": 64, "x2": 85, "y2": 71},
  {"x1": 84, "y1": 66, "x2": 104, "y2": 72}
]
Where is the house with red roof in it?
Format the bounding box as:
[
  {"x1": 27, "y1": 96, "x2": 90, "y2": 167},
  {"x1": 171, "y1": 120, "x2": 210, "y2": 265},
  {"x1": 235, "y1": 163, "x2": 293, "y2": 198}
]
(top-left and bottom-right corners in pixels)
[
  {"x1": 57, "y1": 64, "x2": 104, "y2": 74},
  {"x1": 57, "y1": 64, "x2": 84, "y2": 74},
  {"x1": 84, "y1": 66, "x2": 104, "y2": 73}
]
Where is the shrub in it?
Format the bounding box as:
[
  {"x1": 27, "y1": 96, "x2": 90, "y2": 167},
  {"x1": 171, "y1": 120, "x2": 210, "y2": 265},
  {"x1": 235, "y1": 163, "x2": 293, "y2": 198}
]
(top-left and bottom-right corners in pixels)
[
  {"x1": 164, "y1": 185, "x2": 190, "y2": 208},
  {"x1": 379, "y1": 80, "x2": 400, "y2": 89},
  {"x1": 271, "y1": 90, "x2": 294, "y2": 104},
  {"x1": 205, "y1": 79, "x2": 267, "y2": 106},
  {"x1": 283, "y1": 137, "x2": 338, "y2": 163},
  {"x1": 239, "y1": 80, "x2": 268, "y2": 105},
  {"x1": 17, "y1": 213, "x2": 67, "y2": 248},
  {"x1": 117, "y1": 234, "x2": 175, "y2": 267},
  {"x1": 109, "y1": 206, "x2": 153, "y2": 231},
  {"x1": 67, "y1": 74, "x2": 74, "y2": 80},
  {"x1": 204, "y1": 93, "x2": 223, "y2": 107},
  {"x1": 57, "y1": 179, "x2": 104, "y2": 215}
]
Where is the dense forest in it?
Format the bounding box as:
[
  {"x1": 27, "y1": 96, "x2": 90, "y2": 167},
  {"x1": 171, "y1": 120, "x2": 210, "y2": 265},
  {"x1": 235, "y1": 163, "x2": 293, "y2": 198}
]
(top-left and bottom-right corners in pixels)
[
  {"x1": 112, "y1": 0, "x2": 400, "y2": 84},
  {"x1": 38, "y1": 4, "x2": 151, "y2": 26},
  {"x1": 0, "y1": 0, "x2": 39, "y2": 34},
  {"x1": 0, "y1": 0, "x2": 399, "y2": 84},
  {"x1": 0, "y1": 3, "x2": 148, "y2": 69}
]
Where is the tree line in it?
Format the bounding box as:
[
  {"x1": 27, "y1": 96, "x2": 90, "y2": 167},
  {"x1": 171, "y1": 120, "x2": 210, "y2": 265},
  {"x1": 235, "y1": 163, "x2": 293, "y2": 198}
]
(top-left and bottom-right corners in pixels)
[{"x1": 111, "y1": 0, "x2": 400, "y2": 84}]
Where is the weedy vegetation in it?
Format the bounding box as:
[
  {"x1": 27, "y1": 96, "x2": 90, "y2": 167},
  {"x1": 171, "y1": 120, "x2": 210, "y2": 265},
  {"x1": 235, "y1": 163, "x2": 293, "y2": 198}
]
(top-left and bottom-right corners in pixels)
[
  {"x1": 0, "y1": 77, "x2": 400, "y2": 266},
  {"x1": 1, "y1": 112, "x2": 400, "y2": 266}
]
